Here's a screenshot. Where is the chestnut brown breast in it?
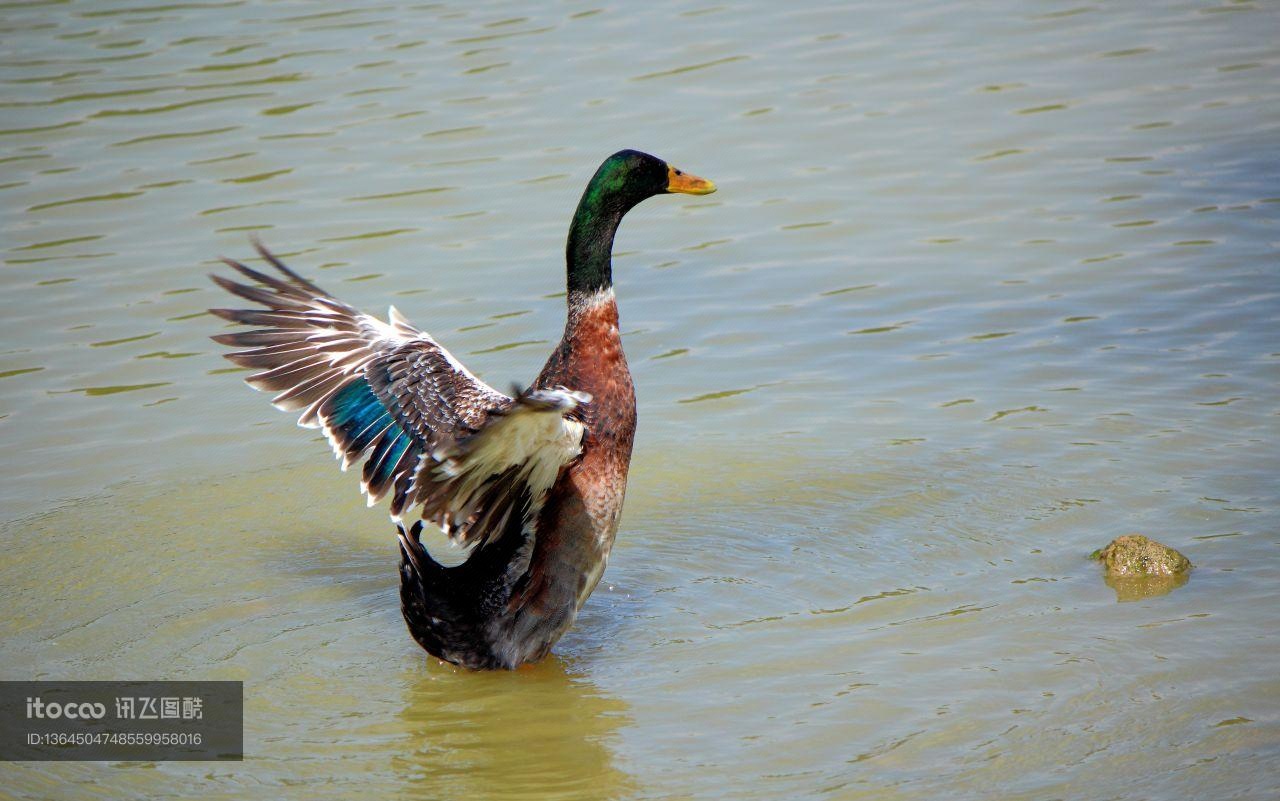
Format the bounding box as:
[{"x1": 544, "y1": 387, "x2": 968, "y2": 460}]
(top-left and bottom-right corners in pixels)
[{"x1": 507, "y1": 294, "x2": 636, "y2": 625}]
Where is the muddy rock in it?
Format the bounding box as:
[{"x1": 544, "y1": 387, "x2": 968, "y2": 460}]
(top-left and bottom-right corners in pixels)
[
  {"x1": 1091, "y1": 534, "x2": 1191, "y2": 601},
  {"x1": 1092, "y1": 534, "x2": 1191, "y2": 576}
]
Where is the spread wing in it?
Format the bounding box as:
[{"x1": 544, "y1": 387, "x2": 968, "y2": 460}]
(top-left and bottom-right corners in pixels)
[{"x1": 209, "y1": 241, "x2": 588, "y2": 550}]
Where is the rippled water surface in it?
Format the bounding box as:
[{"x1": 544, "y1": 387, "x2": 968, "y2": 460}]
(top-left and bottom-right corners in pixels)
[{"x1": 2, "y1": 1, "x2": 1278, "y2": 798}]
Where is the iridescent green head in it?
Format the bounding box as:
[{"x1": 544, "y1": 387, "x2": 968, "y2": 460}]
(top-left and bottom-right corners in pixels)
[{"x1": 566, "y1": 149, "x2": 715, "y2": 295}]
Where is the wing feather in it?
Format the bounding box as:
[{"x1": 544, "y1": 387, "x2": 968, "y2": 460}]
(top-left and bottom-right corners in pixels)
[
  {"x1": 409, "y1": 388, "x2": 590, "y2": 547},
  {"x1": 210, "y1": 241, "x2": 588, "y2": 554}
]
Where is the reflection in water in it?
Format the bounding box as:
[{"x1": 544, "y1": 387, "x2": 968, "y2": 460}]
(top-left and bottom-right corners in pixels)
[
  {"x1": 394, "y1": 660, "x2": 634, "y2": 801},
  {"x1": 1103, "y1": 571, "x2": 1191, "y2": 603}
]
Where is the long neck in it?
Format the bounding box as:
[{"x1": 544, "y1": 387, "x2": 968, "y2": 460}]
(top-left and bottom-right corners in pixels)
[{"x1": 565, "y1": 182, "x2": 629, "y2": 296}]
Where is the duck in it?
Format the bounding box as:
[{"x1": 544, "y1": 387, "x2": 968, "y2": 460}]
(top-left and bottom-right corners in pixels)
[{"x1": 209, "y1": 150, "x2": 716, "y2": 669}]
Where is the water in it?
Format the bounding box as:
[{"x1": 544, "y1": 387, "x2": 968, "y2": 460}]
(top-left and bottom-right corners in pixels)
[{"x1": 2, "y1": 1, "x2": 1278, "y2": 798}]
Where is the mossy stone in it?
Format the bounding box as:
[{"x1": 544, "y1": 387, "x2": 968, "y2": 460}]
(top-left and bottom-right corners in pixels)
[
  {"x1": 1091, "y1": 534, "x2": 1191, "y2": 577},
  {"x1": 1091, "y1": 535, "x2": 1192, "y2": 602}
]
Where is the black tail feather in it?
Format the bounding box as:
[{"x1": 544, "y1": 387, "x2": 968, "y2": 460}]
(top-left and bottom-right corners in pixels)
[{"x1": 395, "y1": 498, "x2": 534, "y2": 670}]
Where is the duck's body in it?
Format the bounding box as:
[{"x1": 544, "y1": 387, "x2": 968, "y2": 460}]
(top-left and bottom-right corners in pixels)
[
  {"x1": 400, "y1": 289, "x2": 637, "y2": 668},
  {"x1": 211, "y1": 150, "x2": 714, "y2": 669}
]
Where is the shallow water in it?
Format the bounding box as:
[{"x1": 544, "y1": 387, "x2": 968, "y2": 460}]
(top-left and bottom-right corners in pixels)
[{"x1": 2, "y1": 1, "x2": 1278, "y2": 798}]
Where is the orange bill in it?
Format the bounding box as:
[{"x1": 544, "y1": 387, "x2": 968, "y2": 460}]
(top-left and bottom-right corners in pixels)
[{"x1": 666, "y1": 164, "x2": 716, "y2": 195}]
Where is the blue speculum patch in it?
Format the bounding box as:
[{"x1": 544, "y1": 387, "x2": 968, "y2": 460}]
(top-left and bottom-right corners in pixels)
[{"x1": 328, "y1": 379, "x2": 409, "y2": 464}]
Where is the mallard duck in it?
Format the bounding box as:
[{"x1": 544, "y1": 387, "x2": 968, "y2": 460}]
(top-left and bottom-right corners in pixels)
[{"x1": 210, "y1": 150, "x2": 715, "y2": 669}]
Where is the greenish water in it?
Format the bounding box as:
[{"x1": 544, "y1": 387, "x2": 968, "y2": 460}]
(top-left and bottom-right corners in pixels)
[{"x1": 2, "y1": 1, "x2": 1278, "y2": 799}]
